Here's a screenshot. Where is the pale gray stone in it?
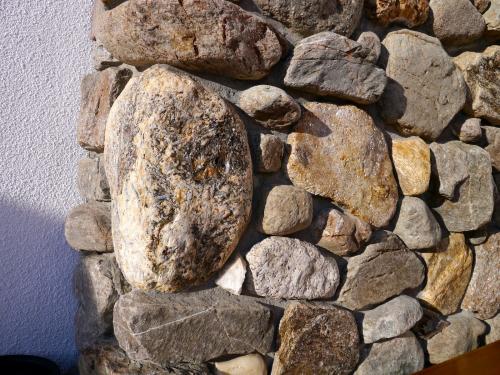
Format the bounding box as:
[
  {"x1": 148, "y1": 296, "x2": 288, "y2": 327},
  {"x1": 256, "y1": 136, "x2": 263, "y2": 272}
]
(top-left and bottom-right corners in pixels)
[
  {"x1": 484, "y1": 0, "x2": 500, "y2": 35},
  {"x1": 246, "y1": 237, "x2": 339, "y2": 299},
  {"x1": 214, "y1": 354, "x2": 267, "y2": 375},
  {"x1": 485, "y1": 314, "x2": 500, "y2": 344},
  {"x1": 91, "y1": 40, "x2": 121, "y2": 71},
  {"x1": 483, "y1": 126, "x2": 500, "y2": 171},
  {"x1": 77, "y1": 155, "x2": 110, "y2": 202},
  {"x1": 215, "y1": 253, "x2": 247, "y2": 295},
  {"x1": 357, "y1": 31, "x2": 381, "y2": 63},
  {"x1": 451, "y1": 116, "x2": 482, "y2": 143},
  {"x1": 430, "y1": 142, "x2": 470, "y2": 199},
  {"x1": 252, "y1": 134, "x2": 284, "y2": 173}
]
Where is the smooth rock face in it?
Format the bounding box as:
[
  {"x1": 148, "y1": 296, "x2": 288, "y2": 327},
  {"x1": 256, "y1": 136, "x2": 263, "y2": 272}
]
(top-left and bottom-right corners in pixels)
[
  {"x1": 238, "y1": 86, "x2": 301, "y2": 129},
  {"x1": 380, "y1": 30, "x2": 466, "y2": 141},
  {"x1": 392, "y1": 137, "x2": 431, "y2": 196},
  {"x1": 246, "y1": 237, "x2": 339, "y2": 299},
  {"x1": 285, "y1": 32, "x2": 387, "y2": 104},
  {"x1": 94, "y1": 0, "x2": 283, "y2": 80},
  {"x1": 429, "y1": 142, "x2": 469, "y2": 199},
  {"x1": 354, "y1": 332, "x2": 424, "y2": 375},
  {"x1": 114, "y1": 289, "x2": 274, "y2": 364},
  {"x1": 362, "y1": 296, "x2": 423, "y2": 344},
  {"x1": 78, "y1": 67, "x2": 132, "y2": 153},
  {"x1": 485, "y1": 314, "x2": 500, "y2": 344},
  {"x1": 64, "y1": 202, "x2": 113, "y2": 253},
  {"x1": 432, "y1": 142, "x2": 494, "y2": 232},
  {"x1": 254, "y1": 0, "x2": 363, "y2": 37},
  {"x1": 356, "y1": 31, "x2": 382, "y2": 63},
  {"x1": 429, "y1": 0, "x2": 486, "y2": 46},
  {"x1": 252, "y1": 134, "x2": 284, "y2": 173},
  {"x1": 257, "y1": 185, "x2": 313, "y2": 235},
  {"x1": 272, "y1": 302, "x2": 360, "y2": 375},
  {"x1": 426, "y1": 311, "x2": 486, "y2": 364},
  {"x1": 104, "y1": 66, "x2": 252, "y2": 292},
  {"x1": 365, "y1": 0, "x2": 430, "y2": 27},
  {"x1": 454, "y1": 46, "x2": 500, "y2": 125},
  {"x1": 311, "y1": 208, "x2": 372, "y2": 256},
  {"x1": 461, "y1": 232, "x2": 500, "y2": 319},
  {"x1": 77, "y1": 155, "x2": 110, "y2": 202},
  {"x1": 393, "y1": 197, "x2": 442, "y2": 250},
  {"x1": 418, "y1": 233, "x2": 473, "y2": 316},
  {"x1": 214, "y1": 354, "x2": 267, "y2": 375},
  {"x1": 451, "y1": 117, "x2": 482, "y2": 143},
  {"x1": 215, "y1": 253, "x2": 247, "y2": 295},
  {"x1": 337, "y1": 231, "x2": 425, "y2": 310},
  {"x1": 484, "y1": 0, "x2": 500, "y2": 35},
  {"x1": 287, "y1": 102, "x2": 398, "y2": 228}
]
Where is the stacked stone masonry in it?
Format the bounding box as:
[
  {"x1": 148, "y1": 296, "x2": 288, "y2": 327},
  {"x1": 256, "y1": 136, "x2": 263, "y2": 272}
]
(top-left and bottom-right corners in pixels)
[{"x1": 68, "y1": 0, "x2": 500, "y2": 374}]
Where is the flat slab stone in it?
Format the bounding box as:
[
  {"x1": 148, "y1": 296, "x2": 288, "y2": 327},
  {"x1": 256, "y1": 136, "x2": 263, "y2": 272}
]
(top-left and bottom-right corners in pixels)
[
  {"x1": 104, "y1": 65, "x2": 252, "y2": 292},
  {"x1": 93, "y1": 0, "x2": 283, "y2": 80},
  {"x1": 365, "y1": 0, "x2": 429, "y2": 27},
  {"x1": 77, "y1": 154, "x2": 110, "y2": 202},
  {"x1": 113, "y1": 288, "x2": 274, "y2": 365},
  {"x1": 286, "y1": 102, "x2": 398, "y2": 228},
  {"x1": 379, "y1": 30, "x2": 466, "y2": 141}
]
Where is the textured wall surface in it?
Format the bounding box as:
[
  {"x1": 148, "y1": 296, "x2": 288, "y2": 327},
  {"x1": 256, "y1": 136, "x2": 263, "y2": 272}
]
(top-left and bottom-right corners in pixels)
[{"x1": 0, "y1": 0, "x2": 92, "y2": 371}]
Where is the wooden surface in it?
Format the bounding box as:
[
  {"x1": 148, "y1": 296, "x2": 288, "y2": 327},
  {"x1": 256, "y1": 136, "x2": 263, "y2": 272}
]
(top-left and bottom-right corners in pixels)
[{"x1": 416, "y1": 341, "x2": 500, "y2": 375}]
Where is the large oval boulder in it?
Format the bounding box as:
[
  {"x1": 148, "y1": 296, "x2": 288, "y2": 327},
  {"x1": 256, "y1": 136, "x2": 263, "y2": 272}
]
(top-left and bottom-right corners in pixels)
[{"x1": 104, "y1": 65, "x2": 253, "y2": 292}]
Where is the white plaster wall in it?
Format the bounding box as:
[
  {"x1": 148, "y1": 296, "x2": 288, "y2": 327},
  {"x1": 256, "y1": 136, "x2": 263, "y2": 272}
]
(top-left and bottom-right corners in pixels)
[{"x1": 0, "y1": 0, "x2": 93, "y2": 372}]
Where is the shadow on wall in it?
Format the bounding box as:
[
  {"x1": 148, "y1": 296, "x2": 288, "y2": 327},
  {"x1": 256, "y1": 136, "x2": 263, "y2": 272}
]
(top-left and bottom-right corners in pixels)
[{"x1": 0, "y1": 197, "x2": 79, "y2": 374}]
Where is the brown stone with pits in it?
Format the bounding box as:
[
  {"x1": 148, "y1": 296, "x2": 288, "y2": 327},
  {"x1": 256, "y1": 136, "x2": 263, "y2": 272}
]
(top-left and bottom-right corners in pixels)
[{"x1": 365, "y1": 0, "x2": 430, "y2": 28}]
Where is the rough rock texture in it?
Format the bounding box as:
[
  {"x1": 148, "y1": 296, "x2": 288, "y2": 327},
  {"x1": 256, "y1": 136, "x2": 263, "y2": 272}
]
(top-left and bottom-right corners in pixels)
[
  {"x1": 393, "y1": 197, "x2": 442, "y2": 250},
  {"x1": 311, "y1": 208, "x2": 372, "y2": 256},
  {"x1": 257, "y1": 185, "x2": 313, "y2": 235},
  {"x1": 287, "y1": 102, "x2": 398, "y2": 228},
  {"x1": 215, "y1": 253, "x2": 247, "y2": 295},
  {"x1": 391, "y1": 136, "x2": 431, "y2": 196},
  {"x1": 461, "y1": 232, "x2": 500, "y2": 319},
  {"x1": 426, "y1": 311, "x2": 486, "y2": 364},
  {"x1": 104, "y1": 66, "x2": 253, "y2": 292},
  {"x1": 78, "y1": 155, "x2": 110, "y2": 202},
  {"x1": 284, "y1": 32, "x2": 387, "y2": 104},
  {"x1": 356, "y1": 31, "x2": 382, "y2": 63},
  {"x1": 64, "y1": 202, "x2": 113, "y2": 253},
  {"x1": 485, "y1": 314, "x2": 500, "y2": 344},
  {"x1": 365, "y1": 0, "x2": 429, "y2": 27},
  {"x1": 432, "y1": 142, "x2": 495, "y2": 232},
  {"x1": 337, "y1": 231, "x2": 425, "y2": 310},
  {"x1": 272, "y1": 302, "x2": 360, "y2": 375},
  {"x1": 79, "y1": 342, "x2": 211, "y2": 375},
  {"x1": 429, "y1": 0, "x2": 486, "y2": 46},
  {"x1": 78, "y1": 67, "x2": 132, "y2": 153},
  {"x1": 91, "y1": 41, "x2": 122, "y2": 71},
  {"x1": 254, "y1": 0, "x2": 364, "y2": 37},
  {"x1": 214, "y1": 354, "x2": 267, "y2": 375},
  {"x1": 484, "y1": 126, "x2": 500, "y2": 171},
  {"x1": 380, "y1": 30, "x2": 466, "y2": 141},
  {"x1": 418, "y1": 233, "x2": 473, "y2": 316},
  {"x1": 238, "y1": 86, "x2": 301, "y2": 129},
  {"x1": 451, "y1": 116, "x2": 482, "y2": 143},
  {"x1": 113, "y1": 288, "x2": 274, "y2": 365},
  {"x1": 252, "y1": 134, "x2": 284, "y2": 173},
  {"x1": 93, "y1": 0, "x2": 283, "y2": 80},
  {"x1": 472, "y1": 0, "x2": 491, "y2": 13},
  {"x1": 362, "y1": 296, "x2": 423, "y2": 344},
  {"x1": 454, "y1": 46, "x2": 500, "y2": 125},
  {"x1": 354, "y1": 332, "x2": 424, "y2": 375},
  {"x1": 246, "y1": 237, "x2": 339, "y2": 299},
  {"x1": 484, "y1": 0, "x2": 500, "y2": 35}
]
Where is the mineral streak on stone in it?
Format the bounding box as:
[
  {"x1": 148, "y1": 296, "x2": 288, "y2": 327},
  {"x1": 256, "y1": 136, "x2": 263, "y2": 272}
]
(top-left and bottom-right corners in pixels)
[
  {"x1": 272, "y1": 302, "x2": 360, "y2": 375},
  {"x1": 418, "y1": 233, "x2": 473, "y2": 316},
  {"x1": 214, "y1": 354, "x2": 267, "y2": 375},
  {"x1": 77, "y1": 155, "x2": 110, "y2": 202},
  {"x1": 454, "y1": 46, "x2": 500, "y2": 125},
  {"x1": 379, "y1": 30, "x2": 466, "y2": 141},
  {"x1": 287, "y1": 102, "x2": 398, "y2": 228},
  {"x1": 284, "y1": 32, "x2": 387, "y2": 104},
  {"x1": 78, "y1": 67, "x2": 132, "y2": 153},
  {"x1": 245, "y1": 237, "x2": 339, "y2": 300},
  {"x1": 461, "y1": 231, "x2": 500, "y2": 319},
  {"x1": 104, "y1": 66, "x2": 253, "y2": 292},
  {"x1": 114, "y1": 289, "x2": 274, "y2": 365},
  {"x1": 365, "y1": 0, "x2": 430, "y2": 27},
  {"x1": 215, "y1": 253, "x2": 247, "y2": 295},
  {"x1": 93, "y1": 0, "x2": 284, "y2": 80},
  {"x1": 432, "y1": 142, "x2": 494, "y2": 232},
  {"x1": 64, "y1": 202, "x2": 113, "y2": 253},
  {"x1": 253, "y1": 0, "x2": 364, "y2": 37},
  {"x1": 337, "y1": 231, "x2": 425, "y2": 310},
  {"x1": 391, "y1": 136, "x2": 431, "y2": 196}
]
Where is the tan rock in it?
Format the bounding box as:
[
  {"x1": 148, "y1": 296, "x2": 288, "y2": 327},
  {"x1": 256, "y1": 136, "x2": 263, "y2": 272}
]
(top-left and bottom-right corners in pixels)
[
  {"x1": 214, "y1": 354, "x2": 267, "y2": 375},
  {"x1": 365, "y1": 0, "x2": 430, "y2": 28},
  {"x1": 484, "y1": 0, "x2": 500, "y2": 35},
  {"x1": 418, "y1": 233, "x2": 473, "y2": 315},
  {"x1": 391, "y1": 136, "x2": 431, "y2": 196},
  {"x1": 252, "y1": 134, "x2": 284, "y2": 173},
  {"x1": 287, "y1": 102, "x2": 398, "y2": 228}
]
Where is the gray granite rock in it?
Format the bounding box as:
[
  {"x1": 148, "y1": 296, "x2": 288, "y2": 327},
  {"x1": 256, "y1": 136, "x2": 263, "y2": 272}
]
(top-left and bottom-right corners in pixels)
[
  {"x1": 356, "y1": 31, "x2": 381, "y2": 63},
  {"x1": 485, "y1": 314, "x2": 500, "y2": 344},
  {"x1": 77, "y1": 154, "x2": 110, "y2": 202},
  {"x1": 285, "y1": 32, "x2": 387, "y2": 104},
  {"x1": 113, "y1": 288, "x2": 274, "y2": 365},
  {"x1": 379, "y1": 30, "x2": 466, "y2": 141},
  {"x1": 483, "y1": 126, "x2": 500, "y2": 171},
  {"x1": 246, "y1": 237, "x2": 339, "y2": 299},
  {"x1": 451, "y1": 116, "x2": 482, "y2": 143},
  {"x1": 393, "y1": 197, "x2": 442, "y2": 250},
  {"x1": 251, "y1": 134, "x2": 284, "y2": 173},
  {"x1": 362, "y1": 295, "x2": 423, "y2": 344}
]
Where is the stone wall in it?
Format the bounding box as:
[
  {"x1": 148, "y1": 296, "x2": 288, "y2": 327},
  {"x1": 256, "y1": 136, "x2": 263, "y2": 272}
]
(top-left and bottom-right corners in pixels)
[{"x1": 66, "y1": 0, "x2": 500, "y2": 374}]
